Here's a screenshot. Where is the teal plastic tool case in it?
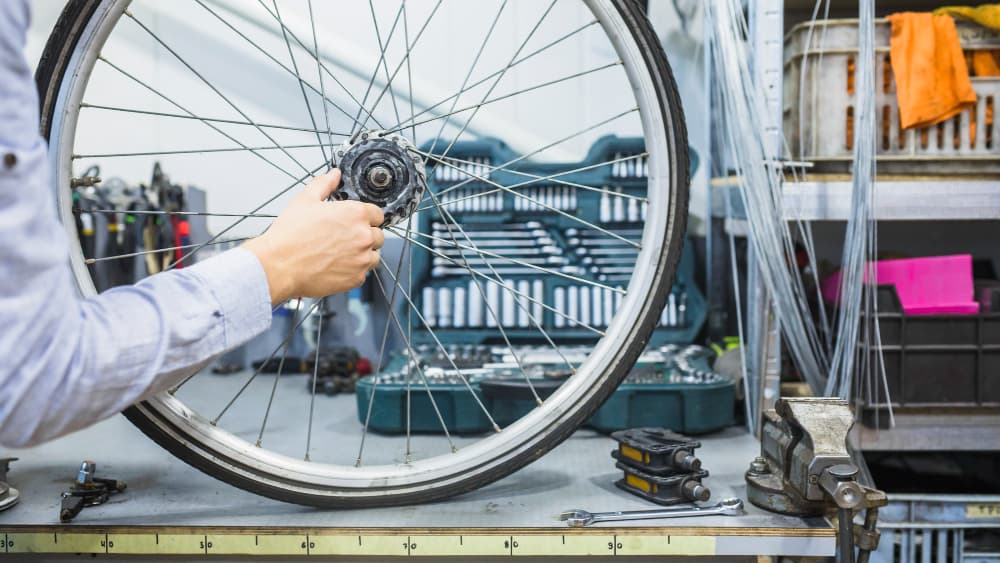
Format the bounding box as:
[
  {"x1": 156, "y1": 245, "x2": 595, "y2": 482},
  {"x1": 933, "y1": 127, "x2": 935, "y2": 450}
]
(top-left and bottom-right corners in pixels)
[{"x1": 356, "y1": 136, "x2": 734, "y2": 434}]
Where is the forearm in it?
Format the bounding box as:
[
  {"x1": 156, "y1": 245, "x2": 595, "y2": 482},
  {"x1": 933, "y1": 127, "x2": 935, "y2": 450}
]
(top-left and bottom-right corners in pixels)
[{"x1": 0, "y1": 248, "x2": 271, "y2": 448}]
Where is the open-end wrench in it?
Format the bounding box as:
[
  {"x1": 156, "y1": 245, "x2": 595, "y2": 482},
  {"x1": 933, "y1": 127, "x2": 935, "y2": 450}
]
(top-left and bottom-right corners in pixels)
[{"x1": 560, "y1": 498, "x2": 744, "y2": 527}]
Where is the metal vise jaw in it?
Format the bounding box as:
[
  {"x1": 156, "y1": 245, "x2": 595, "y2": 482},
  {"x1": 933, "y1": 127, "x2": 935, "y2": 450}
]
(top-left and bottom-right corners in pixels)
[{"x1": 746, "y1": 397, "x2": 866, "y2": 515}]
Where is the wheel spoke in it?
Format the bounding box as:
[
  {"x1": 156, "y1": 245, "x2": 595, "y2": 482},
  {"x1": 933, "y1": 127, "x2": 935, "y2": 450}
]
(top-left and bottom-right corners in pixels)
[
  {"x1": 74, "y1": 142, "x2": 336, "y2": 159},
  {"x1": 369, "y1": 0, "x2": 404, "y2": 131},
  {"x1": 99, "y1": 57, "x2": 304, "y2": 183},
  {"x1": 420, "y1": 0, "x2": 508, "y2": 166},
  {"x1": 356, "y1": 0, "x2": 444, "y2": 134},
  {"x1": 212, "y1": 300, "x2": 321, "y2": 425},
  {"x1": 427, "y1": 156, "x2": 643, "y2": 249},
  {"x1": 304, "y1": 299, "x2": 323, "y2": 461},
  {"x1": 83, "y1": 235, "x2": 254, "y2": 265},
  {"x1": 442, "y1": 228, "x2": 577, "y2": 373},
  {"x1": 250, "y1": 0, "x2": 385, "y2": 132},
  {"x1": 255, "y1": 298, "x2": 301, "y2": 447},
  {"x1": 306, "y1": 0, "x2": 337, "y2": 160},
  {"x1": 124, "y1": 11, "x2": 313, "y2": 176},
  {"x1": 393, "y1": 231, "x2": 607, "y2": 336},
  {"x1": 404, "y1": 182, "x2": 415, "y2": 461},
  {"x1": 351, "y1": 2, "x2": 406, "y2": 137},
  {"x1": 359, "y1": 269, "x2": 457, "y2": 466},
  {"x1": 357, "y1": 210, "x2": 418, "y2": 466},
  {"x1": 194, "y1": 0, "x2": 378, "y2": 133},
  {"x1": 167, "y1": 160, "x2": 328, "y2": 271},
  {"x1": 423, "y1": 108, "x2": 638, "y2": 201},
  {"x1": 80, "y1": 103, "x2": 345, "y2": 135},
  {"x1": 270, "y1": 0, "x2": 329, "y2": 163},
  {"x1": 423, "y1": 186, "x2": 574, "y2": 380},
  {"x1": 394, "y1": 62, "x2": 622, "y2": 139},
  {"x1": 385, "y1": 19, "x2": 599, "y2": 133},
  {"x1": 420, "y1": 151, "x2": 648, "y2": 203},
  {"x1": 428, "y1": 151, "x2": 647, "y2": 206},
  {"x1": 402, "y1": 1, "x2": 417, "y2": 144},
  {"x1": 373, "y1": 268, "x2": 501, "y2": 433},
  {"x1": 393, "y1": 227, "x2": 624, "y2": 296},
  {"x1": 424, "y1": 0, "x2": 557, "y2": 179},
  {"x1": 87, "y1": 209, "x2": 276, "y2": 219}
]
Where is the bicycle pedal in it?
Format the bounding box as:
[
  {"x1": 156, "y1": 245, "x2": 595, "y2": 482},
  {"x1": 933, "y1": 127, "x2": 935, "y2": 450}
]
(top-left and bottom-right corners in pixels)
[{"x1": 611, "y1": 427, "x2": 702, "y2": 475}]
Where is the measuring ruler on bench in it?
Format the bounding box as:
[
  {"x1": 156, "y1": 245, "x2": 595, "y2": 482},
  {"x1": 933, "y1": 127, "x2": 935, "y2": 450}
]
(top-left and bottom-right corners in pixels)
[{"x1": 0, "y1": 526, "x2": 830, "y2": 556}]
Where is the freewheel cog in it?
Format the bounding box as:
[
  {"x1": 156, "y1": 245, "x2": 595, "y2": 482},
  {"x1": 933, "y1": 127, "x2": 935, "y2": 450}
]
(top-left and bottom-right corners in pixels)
[{"x1": 333, "y1": 130, "x2": 427, "y2": 227}]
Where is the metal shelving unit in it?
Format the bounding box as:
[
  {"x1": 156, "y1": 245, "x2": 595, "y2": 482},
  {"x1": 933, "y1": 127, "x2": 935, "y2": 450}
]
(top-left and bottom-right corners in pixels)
[
  {"x1": 710, "y1": 0, "x2": 1000, "y2": 438},
  {"x1": 707, "y1": 3, "x2": 1000, "y2": 560},
  {"x1": 783, "y1": 178, "x2": 1000, "y2": 221}
]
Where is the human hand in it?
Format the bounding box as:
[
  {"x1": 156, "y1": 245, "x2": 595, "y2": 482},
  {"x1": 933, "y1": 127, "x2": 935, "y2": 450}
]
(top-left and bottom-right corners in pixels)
[{"x1": 243, "y1": 169, "x2": 384, "y2": 305}]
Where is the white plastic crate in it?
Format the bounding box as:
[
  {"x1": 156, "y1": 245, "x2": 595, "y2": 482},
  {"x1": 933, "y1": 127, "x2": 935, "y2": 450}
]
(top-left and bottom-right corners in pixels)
[{"x1": 784, "y1": 19, "x2": 1000, "y2": 173}]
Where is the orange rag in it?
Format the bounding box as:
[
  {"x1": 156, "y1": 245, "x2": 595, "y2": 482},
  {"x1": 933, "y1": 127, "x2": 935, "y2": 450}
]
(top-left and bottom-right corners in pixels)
[
  {"x1": 972, "y1": 50, "x2": 1000, "y2": 76},
  {"x1": 886, "y1": 12, "x2": 977, "y2": 129}
]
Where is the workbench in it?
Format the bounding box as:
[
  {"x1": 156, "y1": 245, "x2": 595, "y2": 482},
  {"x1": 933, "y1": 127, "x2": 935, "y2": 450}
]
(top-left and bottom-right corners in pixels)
[{"x1": 0, "y1": 374, "x2": 833, "y2": 561}]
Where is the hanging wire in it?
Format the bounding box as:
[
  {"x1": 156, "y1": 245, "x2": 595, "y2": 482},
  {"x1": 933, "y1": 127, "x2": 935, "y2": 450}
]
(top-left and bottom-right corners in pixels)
[
  {"x1": 708, "y1": 0, "x2": 892, "y2": 425},
  {"x1": 707, "y1": 0, "x2": 830, "y2": 394},
  {"x1": 824, "y1": 0, "x2": 892, "y2": 431}
]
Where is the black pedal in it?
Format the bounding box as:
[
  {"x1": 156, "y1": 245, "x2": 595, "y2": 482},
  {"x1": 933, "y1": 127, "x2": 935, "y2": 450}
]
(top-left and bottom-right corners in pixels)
[
  {"x1": 306, "y1": 347, "x2": 363, "y2": 395},
  {"x1": 614, "y1": 462, "x2": 710, "y2": 505},
  {"x1": 611, "y1": 428, "x2": 702, "y2": 475},
  {"x1": 60, "y1": 461, "x2": 126, "y2": 523}
]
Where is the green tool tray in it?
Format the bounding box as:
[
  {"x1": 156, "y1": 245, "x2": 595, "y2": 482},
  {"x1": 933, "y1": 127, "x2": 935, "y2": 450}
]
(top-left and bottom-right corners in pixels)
[
  {"x1": 354, "y1": 136, "x2": 731, "y2": 436},
  {"x1": 410, "y1": 135, "x2": 706, "y2": 347},
  {"x1": 587, "y1": 379, "x2": 735, "y2": 435},
  {"x1": 355, "y1": 348, "x2": 736, "y2": 435}
]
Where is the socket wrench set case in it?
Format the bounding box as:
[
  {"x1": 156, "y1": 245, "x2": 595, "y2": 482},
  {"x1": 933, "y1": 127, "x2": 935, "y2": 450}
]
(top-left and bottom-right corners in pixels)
[{"x1": 355, "y1": 136, "x2": 735, "y2": 434}]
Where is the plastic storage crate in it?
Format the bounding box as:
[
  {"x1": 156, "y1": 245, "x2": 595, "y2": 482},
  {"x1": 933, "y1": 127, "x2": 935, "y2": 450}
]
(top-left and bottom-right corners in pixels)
[
  {"x1": 871, "y1": 495, "x2": 1000, "y2": 563},
  {"x1": 858, "y1": 285, "x2": 1000, "y2": 414},
  {"x1": 784, "y1": 19, "x2": 1000, "y2": 173}
]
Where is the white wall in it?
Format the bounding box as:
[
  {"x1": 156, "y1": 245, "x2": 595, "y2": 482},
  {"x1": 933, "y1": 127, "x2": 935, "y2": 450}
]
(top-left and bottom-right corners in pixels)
[{"x1": 27, "y1": 1, "x2": 707, "y2": 235}]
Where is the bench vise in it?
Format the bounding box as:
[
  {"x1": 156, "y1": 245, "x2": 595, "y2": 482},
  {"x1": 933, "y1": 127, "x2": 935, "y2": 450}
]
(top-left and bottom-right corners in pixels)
[{"x1": 745, "y1": 398, "x2": 887, "y2": 563}]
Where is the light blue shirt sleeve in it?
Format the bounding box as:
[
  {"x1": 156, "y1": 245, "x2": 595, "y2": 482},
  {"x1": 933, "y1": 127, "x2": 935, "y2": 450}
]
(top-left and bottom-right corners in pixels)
[{"x1": 0, "y1": 1, "x2": 272, "y2": 447}]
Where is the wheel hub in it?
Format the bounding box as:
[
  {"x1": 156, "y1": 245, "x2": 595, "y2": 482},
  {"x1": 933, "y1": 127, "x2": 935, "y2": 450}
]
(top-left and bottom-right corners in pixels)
[{"x1": 334, "y1": 130, "x2": 426, "y2": 227}]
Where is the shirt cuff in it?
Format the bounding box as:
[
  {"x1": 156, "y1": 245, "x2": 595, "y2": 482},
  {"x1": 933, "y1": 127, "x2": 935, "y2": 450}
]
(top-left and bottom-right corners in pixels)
[{"x1": 186, "y1": 247, "x2": 272, "y2": 349}]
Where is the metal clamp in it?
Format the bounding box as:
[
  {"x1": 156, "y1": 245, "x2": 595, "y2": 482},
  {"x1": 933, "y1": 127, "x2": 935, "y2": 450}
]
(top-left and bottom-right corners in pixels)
[{"x1": 0, "y1": 457, "x2": 19, "y2": 512}]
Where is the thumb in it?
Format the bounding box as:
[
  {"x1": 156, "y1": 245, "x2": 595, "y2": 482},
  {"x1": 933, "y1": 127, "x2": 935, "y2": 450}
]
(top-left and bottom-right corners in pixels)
[{"x1": 300, "y1": 169, "x2": 342, "y2": 201}]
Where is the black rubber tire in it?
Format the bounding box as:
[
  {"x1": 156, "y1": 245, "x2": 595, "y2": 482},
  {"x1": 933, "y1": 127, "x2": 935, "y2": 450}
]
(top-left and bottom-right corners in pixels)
[{"x1": 36, "y1": 0, "x2": 689, "y2": 507}]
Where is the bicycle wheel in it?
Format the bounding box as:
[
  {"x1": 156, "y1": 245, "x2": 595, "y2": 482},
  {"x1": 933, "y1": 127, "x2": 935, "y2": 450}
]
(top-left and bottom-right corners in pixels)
[{"x1": 37, "y1": 0, "x2": 689, "y2": 507}]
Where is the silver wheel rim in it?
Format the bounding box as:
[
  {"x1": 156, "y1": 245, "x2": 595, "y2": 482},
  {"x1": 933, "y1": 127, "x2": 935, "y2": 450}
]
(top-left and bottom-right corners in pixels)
[{"x1": 46, "y1": 0, "x2": 679, "y2": 499}]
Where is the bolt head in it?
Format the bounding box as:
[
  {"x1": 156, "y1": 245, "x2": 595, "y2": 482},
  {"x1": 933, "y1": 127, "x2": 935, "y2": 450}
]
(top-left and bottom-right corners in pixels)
[
  {"x1": 748, "y1": 456, "x2": 768, "y2": 474},
  {"x1": 368, "y1": 165, "x2": 393, "y2": 188}
]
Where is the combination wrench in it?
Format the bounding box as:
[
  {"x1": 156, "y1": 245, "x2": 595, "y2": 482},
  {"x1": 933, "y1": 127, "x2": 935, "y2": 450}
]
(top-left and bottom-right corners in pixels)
[{"x1": 560, "y1": 498, "x2": 744, "y2": 527}]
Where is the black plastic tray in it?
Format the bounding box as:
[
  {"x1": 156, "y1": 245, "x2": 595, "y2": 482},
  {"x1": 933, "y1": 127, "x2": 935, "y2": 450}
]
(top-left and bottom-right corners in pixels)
[{"x1": 859, "y1": 284, "x2": 1000, "y2": 411}]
